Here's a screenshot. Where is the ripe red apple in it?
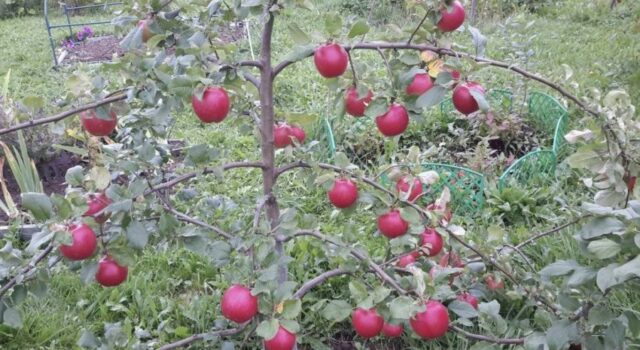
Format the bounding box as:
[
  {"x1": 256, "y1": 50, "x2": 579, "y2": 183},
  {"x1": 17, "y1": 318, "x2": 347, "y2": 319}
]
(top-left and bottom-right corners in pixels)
[
  {"x1": 377, "y1": 209, "x2": 409, "y2": 239},
  {"x1": 345, "y1": 87, "x2": 373, "y2": 117},
  {"x1": 328, "y1": 178, "x2": 358, "y2": 208},
  {"x1": 437, "y1": 1, "x2": 466, "y2": 32},
  {"x1": 352, "y1": 308, "x2": 384, "y2": 338},
  {"x1": 426, "y1": 202, "x2": 453, "y2": 223},
  {"x1": 191, "y1": 87, "x2": 231, "y2": 123},
  {"x1": 452, "y1": 82, "x2": 485, "y2": 115},
  {"x1": 274, "y1": 123, "x2": 293, "y2": 148},
  {"x1": 220, "y1": 284, "x2": 259, "y2": 323},
  {"x1": 381, "y1": 322, "x2": 404, "y2": 337},
  {"x1": 80, "y1": 109, "x2": 117, "y2": 137},
  {"x1": 83, "y1": 192, "x2": 111, "y2": 224},
  {"x1": 410, "y1": 300, "x2": 450, "y2": 339},
  {"x1": 419, "y1": 228, "x2": 443, "y2": 257},
  {"x1": 485, "y1": 275, "x2": 504, "y2": 291},
  {"x1": 289, "y1": 126, "x2": 306, "y2": 144},
  {"x1": 95, "y1": 256, "x2": 128, "y2": 287},
  {"x1": 396, "y1": 254, "x2": 416, "y2": 268},
  {"x1": 59, "y1": 223, "x2": 97, "y2": 261},
  {"x1": 314, "y1": 43, "x2": 348, "y2": 78},
  {"x1": 406, "y1": 73, "x2": 434, "y2": 96},
  {"x1": 396, "y1": 176, "x2": 423, "y2": 202},
  {"x1": 264, "y1": 326, "x2": 296, "y2": 350},
  {"x1": 138, "y1": 19, "x2": 153, "y2": 42},
  {"x1": 457, "y1": 292, "x2": 478, "y2": 309},
  {"x1": 375, "y1": 103, "x2": 409, "y2": 137},
  {"x1": 451, "y1": 70, "x2": 461, "y2": 84}
]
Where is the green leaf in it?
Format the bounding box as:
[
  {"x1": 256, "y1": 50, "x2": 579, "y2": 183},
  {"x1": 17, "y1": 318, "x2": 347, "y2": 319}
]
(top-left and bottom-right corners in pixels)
[
  {"x1": 126, "y1": 220, "x2": 149, "y2": 249},
  {"x1": 566, "y1": 150, "x2": 603, "y2": 170},
  {"x1": 448, "y1": 300, "x2": 478, "y2": 319},
  {"x1": 88, "y1": 167, "x2": 111, "y2": 191},
  {"x1": 287, "y1": 23, "x2": 310, "y2": 45},
  {"x1": 282, "y1": 44, "x2": 315, "y2": 64},
  {"x1": 21, "y1": 193, "x2": 52, "y2": 221},
  {"x1": 65, "y1": 166, "x2": 84, "y2": 187},
  {"x1": 80, "y1": 261, "x2": 98, "y2": 284},
  {"x1": 468, "y1": 26, "x2": 487, "y2": 58},
  {"x1": 416, "y1": 86, "x2": 446, "y2": 109},
  {"x1": 3, "y1": 307, "x2": 22, "y2": 328},
  {"x1": 256, "y1": 319, "x2": 279, "y2": 339},
  {"x1": 388, "y1": 296, "x2": 421, "y2": 319},
  {"x1": 469, "y1": 89, "x2": 490, "y2": 112},
  {"x1": 540, "y1": 260, "x2": 579, "y2": 277},
  {"x1": 596, "y1": 263, "x2": 620, "y2": 293},
  {"x1": 566, "y1": 267, "x2": 596, "y2": 287},
  {"x1": 324, "y1": 14, "x2": 342, "y2": 37},
  {"x1": 579, "y1": 217, "x2": 625, "y2": 240},
  {"x1": 524, "y1": 332, "x2": 548, "y2": 350},
  {"x1": 281, "y1": 299, "x2": 301, "y2": 319},
  {"x1": 348, "y1": 280, "x2": 368, "y2": 302},
  {"x1": 399, "y1": 207, "x2": 421, "y2": 224},
  {"x1": 587, "y1": 239, "x2": 621, "y2": 259},
  {"x1": 77, "y1": 329, "x2": 100, "y2": 348},
  {"x1": 279, "y1": 319, "x2": 300, "y2": 334},
  {"x1": 613, "y1": 255, "x2": 640, "y2": 281},
  {"x1": 322, "y1": 300, "x2": 351, "y2": 322},
  {"x1": 334, "y1": 152, "x2": 351, "y2": 169},
  {"x1": 371, "y1": 286, "x2": 391, "y2": 304},
  {"x1": 347, "y1": 20, "x2": 369, "y2": 38}
]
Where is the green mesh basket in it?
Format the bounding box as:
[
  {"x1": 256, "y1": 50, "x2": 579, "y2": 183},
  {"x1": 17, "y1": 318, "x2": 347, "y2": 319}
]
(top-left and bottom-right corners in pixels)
[
  {"x1": 498, "y1": 150, "x2": 557, "y2": 189},
  {"x1": 552, "y1": 113, "x2": 569, "y2": 159},
  {"x1": 419, "y1": 163, "x2": 486, "y2": 215},
  {"x1": 440, "y1": 89, "x2": 514, "y2": 118},
  {"x1": 527, "y1": 91, "x2": 568, "y2": 136}
]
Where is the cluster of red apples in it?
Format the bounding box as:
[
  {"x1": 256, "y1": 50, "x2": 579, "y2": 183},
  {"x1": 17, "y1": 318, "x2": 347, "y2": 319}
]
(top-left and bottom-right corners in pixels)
[{"x1": 58, "y1": 193, "x2": 129, "y2": 287}]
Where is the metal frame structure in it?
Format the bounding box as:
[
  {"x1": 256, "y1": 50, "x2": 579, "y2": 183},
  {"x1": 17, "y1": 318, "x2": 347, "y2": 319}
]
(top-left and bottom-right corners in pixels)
[{"x1": 43, "y1": 1, "x2": 122, "y2": 66}]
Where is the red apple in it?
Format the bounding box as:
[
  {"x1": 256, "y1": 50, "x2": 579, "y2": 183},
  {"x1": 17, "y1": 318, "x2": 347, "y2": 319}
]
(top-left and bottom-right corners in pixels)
[
  {"x1": 377, "y1": 209, "x2": 409, "y2": 239},
  {"x1": 95, "y1": 256, "x2": 128, "y2": 287},
  {"x1": 396, "y1": 176, "x2": 423, "y2": 202},
  {"x1": 80, "y1": 109, "x2": 117, "y2": 137},
  {"x1": 328, "y1": 178, "x2": 358, "y2": 208},
  {"x1": 191, "y1": 87, "x2": 231, "y2": 123},
  {"x1": 59, "y1": 223, "x2": 97, "y2": 261},
  {"x1": 274, "y1": 123, "x2": 293, "y2": 148},
  {"x1": 485, "y1": 275, "x2": 504, "y2": 291},
  {"x1": 457, "y1": 292, "x2": 478, "y2": 309},
  {"x1": 264, "y1": 326, "x2": 296, "y2": 350},
  {"x1": 352, "y1": 308, "x2": 384, "y2": 338},
  {"x1": 138, "y1": 19, "x2": 153, "y2": 42},
  {"x1": 375, "y1": 103, "x2": 409, "y2": 137},
  {"x1": 406, "y1": 73, "x2": 434, "y2": 96},
  {"x1": 381, "y1": 322, "x2": 404, "y2": 337},
  {"x1": 452, "y1": 82, "x2": 485, "y2": 115},
  {"x1": 345, "y1": 87, "x2": 373, "y2": 117},
  {"x1": 410, "y1": 300, "x2": 450, "y2": 339},
  {"x1": 83, "y1": 192, "x2": 111, "y2": 224},
  {"x1": 437, "y1": 1, "x2": 465, "y2": 32},
  {"x1": 397, "y1": 254, "x2": 416, "y2": 268},
  {"x1": 221, "y1": 284, "x2": 259, "y2": 323},
  {"x1": 314, "y1": 43, "x2": 348, "y2": 78},
  {"x1": 419, "y1": 228, "x2": 443, "y2": 257},
  {"x1": 289, "y1": 126, "x2": 306, "y2": 144}
]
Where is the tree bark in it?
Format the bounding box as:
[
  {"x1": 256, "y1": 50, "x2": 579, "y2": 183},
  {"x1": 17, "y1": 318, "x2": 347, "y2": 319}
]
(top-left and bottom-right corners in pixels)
[{"x1": 258, "y1": 1, "x2": 286, "y2": 283}]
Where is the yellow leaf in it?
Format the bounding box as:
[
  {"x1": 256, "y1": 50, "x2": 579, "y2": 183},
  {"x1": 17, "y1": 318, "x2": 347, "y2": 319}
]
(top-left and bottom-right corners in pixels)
[
  {"x1": 428, "y1": 59, "x2": 444, "y2": 79},
  {"x1": 420, "y1": 50, "x2": 438, "y2": 63}
]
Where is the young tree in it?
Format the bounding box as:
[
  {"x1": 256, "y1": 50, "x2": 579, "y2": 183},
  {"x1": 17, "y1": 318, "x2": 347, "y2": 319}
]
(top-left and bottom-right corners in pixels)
[{"x1": 0, "y1": 0, "x2": 638, "y2": 349}]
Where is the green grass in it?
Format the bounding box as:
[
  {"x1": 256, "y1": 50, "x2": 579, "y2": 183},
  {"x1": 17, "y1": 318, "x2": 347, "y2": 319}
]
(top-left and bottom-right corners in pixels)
[{"x1": 1, "y1": 0, "x2": 639, "y2": 349}]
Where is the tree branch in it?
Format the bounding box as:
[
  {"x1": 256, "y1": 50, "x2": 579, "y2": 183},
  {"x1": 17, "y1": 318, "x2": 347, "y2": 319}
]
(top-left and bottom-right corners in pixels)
[
  {"x1": 451, "y1": 326, "x2": 524, "y2": 345},
  {"x1": 0, "y1": 93, "x2": 127, "y2": 136},
  {"x1": 288, "y1": 230, "x2": 406, "y2": 295},
  {"x1": 272, "y1": 42, "x2": 599, "y2": 118},
  {"x1": 0, "y1": 243, "x2": 54, "y2": 300},
  {"x1": 157, "y1": 323, "x2": 248, "y2": 350},
  {"x1": 515, "y1": 216, "x2": 589, "y2": 250},
  {"x1": 164, "y1": 205, "x2": 233, "y2": 240},
  {"x1": 146, "y1": 161, "x2": 264, "y2": 194},
  {"x1": 293, "y1": 267, "x2": 351, "y2": 299}
]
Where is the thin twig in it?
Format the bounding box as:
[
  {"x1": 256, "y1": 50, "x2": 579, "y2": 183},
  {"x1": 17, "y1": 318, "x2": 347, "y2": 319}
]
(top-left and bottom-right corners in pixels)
[
  {"x1": 346, "y1": 49, "x2": 358, "y2": 86},
  {"x1": 515, "y1": 216, "x2": 588, "y2": 249},
  {"x1": 165, "y1": 205, "x2": 233, "y2": 240},
  {"x1": 293, "y1": 267, "x2": 351, "y2": 299},
  {"x1": 0, "y1": 243, "x2": 55, "y2": 300},
  {"x1": 450, "y1": 326, "x2": 524, "y2": 345},
  {"x1": 375, "y1": 47, "x2": 396, "y2": 97},
  {"x1": 407, "y1": 10, "x2": 430, "y2": 45},
  {"x1": 0, "y1": 93, "x2": 127, "y2": 136},
  {"x1": 157, "y1": 323, "x2": 248, "y2": 350}
]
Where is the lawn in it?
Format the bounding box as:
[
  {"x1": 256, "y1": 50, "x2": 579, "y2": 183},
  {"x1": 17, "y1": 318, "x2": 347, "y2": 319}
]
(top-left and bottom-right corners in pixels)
[{"x1": 0, "y1": 0, "x2": 639, "y2": 349}]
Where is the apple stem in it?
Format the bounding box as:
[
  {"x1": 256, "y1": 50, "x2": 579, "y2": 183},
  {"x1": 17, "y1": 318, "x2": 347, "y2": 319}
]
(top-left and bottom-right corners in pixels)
[{"x1": 346, "y1": 49, "x2": 358, "y2": 86}]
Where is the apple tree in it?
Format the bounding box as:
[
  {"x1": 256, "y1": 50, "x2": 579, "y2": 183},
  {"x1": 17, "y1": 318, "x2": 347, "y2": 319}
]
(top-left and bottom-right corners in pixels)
[{"x1": 0, "y1": 0, "x2": 639, "y2": 349}]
